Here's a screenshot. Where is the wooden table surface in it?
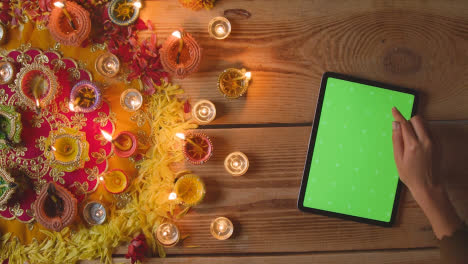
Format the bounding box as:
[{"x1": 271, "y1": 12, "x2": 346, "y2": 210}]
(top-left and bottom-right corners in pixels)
[{"x1": 86, "y1": 0, "x2": 468, "y2": 263}]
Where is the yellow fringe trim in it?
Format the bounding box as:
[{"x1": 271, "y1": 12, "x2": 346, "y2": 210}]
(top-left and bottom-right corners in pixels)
[{"x1": 1, "y1": 82, "x2": 197, "y2": 263}]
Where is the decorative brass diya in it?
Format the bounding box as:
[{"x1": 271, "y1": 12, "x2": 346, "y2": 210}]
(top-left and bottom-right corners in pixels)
[
  {"x1": 181, "y1": 132, "x2": 213, "y2": 165},
  {"x1": 33, "y1": 182, "x2": 77, "y2": 232},
  {"x1": 69, "y1": 81, "x2": 102, "y2": 113},
  {"x1": 218, "y1": 68, "x2": 252, "y2": 99},
  {"x1": 48, "y1": 1, "x2": 91, "y2": 46},
  {"x1": 14, "y1": 62, "x2": 58, "y2": 112},
  {"x1": 0, "y1": 169, "x2": 18, "y2": 207},
  {"x1": 160, "y1": 30, "x2": 202, "y2": 79},
  {"x1": 0, "y1": 61, "x2": 15, "y2": 85},
  {"x1": 0, "y1": 104, "x2": 22, "y2": 150},
  {"x1": 108, "y1": 0, "x2": 142, "y2": 26},
  {"x1": 44, "y1": 127, "x2": 90, "y2": 172}
]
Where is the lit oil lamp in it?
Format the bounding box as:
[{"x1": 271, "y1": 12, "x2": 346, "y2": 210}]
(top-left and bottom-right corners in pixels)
[
  {"x1": 218, "y1": 68, "x2": 252, "y2": 99},
  {"x1": 176, "y1": 132, "x2": 213, "y2": 165},
  {"x1": 101, "y1": 169, "x2": 128, "y2": 194},
  {"x1": 49, "y1": 1, "x2": 91, "y2": 46},
  {"x1": 208, "y1": 17, "x2": 231, "y2": 40},
  {"x1": 172, "y1": 31, "x2": 184, "y2": 65},
  {"x1": 0, "y1": 23, "x2": 7, "y2": 44},
  {"x1": 210, "y1": 217, "x2": 234, "y2": 240},
  {"x1": 120, "y1": 88, "x2": 143, "y2": 112},
  {"x1": 53, "y1": 1, "x2": 77, "y2": 31},
  {"x1": 174, "y1": 174, "x2": 205, "y2": 206},
  {"x1": 0, "y1": 169, "x2": 17, "y2": 207},
  {"x1": 83, "y1": 201, "x2": 107, "y2": 225},
  {"x1": 108, "y1": 0, "x2": 142, "y2": 26},
  {"x1": 69, "y1": 81, "x2": 102, "y2": 113},
  {"x1": 191, "y1": 100, "x2": 216, "y2": 124},
  {"x1": 95, "y1": 52, "x2": 120, "y2": 78},
  {"x1": 0, "y1": 61, "x2": 15, "y2": 85},
  {"x1": 155, "y1": 222, "x2": 180, "y2": 247},
  {"x1": 224, "y1": 151, "x2": 249, "y2": 176},
  {"x1": 0, "y1": 104, "x2": 22, "y2": 150},
  {"x1": 101, "y1": 130, "x2": 138, "y2": 158}
]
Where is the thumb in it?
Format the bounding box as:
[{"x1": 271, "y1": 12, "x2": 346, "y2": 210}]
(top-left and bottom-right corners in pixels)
[{"x1": 392, "y1": 121, "x2": 404, "y2": 162}]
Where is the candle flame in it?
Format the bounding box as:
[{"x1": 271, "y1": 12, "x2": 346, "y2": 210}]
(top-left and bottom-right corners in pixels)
[
  {"x1": 54, "y1": 1, "x2": 65, "y2": 8},
  {"x1": 172, "y1": 31, "x2": 182, "y2": 39},
  {"x1": 35, "y1": 99, "x2": 40, "y2": 107},
  {"x1": 99, "y1": 176, "x2": 104, "y2": 181},
  {"x1": 101, "y1": 130, "x2": 113, "y2": 142},
  {"x1": 51, "y1": 146, "x2": 57, "y2": 151},
  {"x1": 168, "y1": 192, "x2": 177, "y2": 200},
  {"x1": 245, "y1": 72, "x2": 252, "y2": 79},
  {"x1": 69, "y1": 102, "x2": 75, "y2": 112},
  {"x1": 175, "y1": 133, "x2": 185, "y2": 140},
  {"x1": 133, "y1": 0, "x2": 142, "y2": 8}
]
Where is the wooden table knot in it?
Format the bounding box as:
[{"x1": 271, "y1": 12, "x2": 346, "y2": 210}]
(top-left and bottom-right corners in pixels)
[{"x1": 383, "y1": 47, "x2": 422, "y2": 75}]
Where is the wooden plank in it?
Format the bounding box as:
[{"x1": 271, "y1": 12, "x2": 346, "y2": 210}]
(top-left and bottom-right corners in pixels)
[
  {"x1": 82, "y1": 248, "x2": 440, "y2": 263},
  {"x1": 111, "y1": 123, "x2": 467, "y2": 255},
  {"x1": 139, "y1": 0, "x2": 468, "y2": 124}
]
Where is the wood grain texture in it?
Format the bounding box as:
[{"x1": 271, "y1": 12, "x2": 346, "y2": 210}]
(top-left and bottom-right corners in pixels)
[
  {"x1": 139, "y1": 0, "x2": 468, "y2": 124},
  {"x1": 109, "y1": 123, "x2": 467, "y2": 255},
  {"x1": 81, "y1": 248, "x2": 440, "y2": 264}
]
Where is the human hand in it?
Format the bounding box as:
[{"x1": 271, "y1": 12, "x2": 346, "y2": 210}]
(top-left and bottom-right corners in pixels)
[{"x1": 391, "y1": 107, "x2": 433, "y2": 193}]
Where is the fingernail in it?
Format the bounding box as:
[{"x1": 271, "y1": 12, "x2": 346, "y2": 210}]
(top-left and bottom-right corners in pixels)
[{"x1": 392, "y1": 121, "x2": 400, "y2": 130}]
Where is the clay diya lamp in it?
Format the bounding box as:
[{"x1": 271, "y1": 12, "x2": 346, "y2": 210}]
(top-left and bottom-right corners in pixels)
[
  {"x1": 48, "y1": 1, "x2": 91, "y2": 46},
  {"x1": 191, "y1": 100, "x2": 216, "y2": 124},
  {"x1": 83, "y1": 201, "x2": 107, "y2": 225},
  {"x1": 174, "y1": 174, "x2": 206, "y2": 206},
  {"x1": 14, "y1": 62, "x2": 58, "y2": 112},
  {"x1": 33, "y1": 182, "x2": 78, "y2": 232},
  {"x1": 44, "y1": 127, "x2": 90, "y2": 172},
  {"x1": 95, "y1": 52, "x2": 120, "y2": 78},
  {"x1": 210, "y1": 216, "x2": 234, "y2": 240},
  {"x1": 120, "y1": 88, "x2": 143, "y2": 112},
  {"x1": 0, "y1": 169, "x2": 18, "y2": 207},
  {"x1": 208, "y1": 17, "x2": 231, "y2": 40},
  {"x1": 69, "y1": 80, "x2": 102, "y2": 113},
  {"x1": 218, "y1": 68, "x2": 252, "y2": 99},
  {"x1": 224, "y1": 151, "x2": 249, "y2": 176},
  {"x1": 101, "y1": 130, "x2": 138, "y2": 158},
  {"x1": 0, "y1": 61, "x2": 15, "y2": 85},
  {"x1": 176, "y1": 132, "x2": 213, "y2": 165},
  {"x1": 155, "y1": 222, "x2": 180, "y2": 247},
  {"x1": 160, "y1": 30, "x2": 202, "y2": 79},
  {"x1": 102, "y1": 169, "x2": 128, "y2": 194},
  {"x1": 0, "y1": 23, "x2": 7, "y2": 44},
  {"x1": 0, "y1": 104, "x2": 22, "y2": 150},
  {"x1": 108, "y1": 0, "x2": 142, "y2": 26}
]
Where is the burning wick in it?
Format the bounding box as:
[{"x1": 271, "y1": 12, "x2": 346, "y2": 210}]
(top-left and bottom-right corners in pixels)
[
  {"x1": 168, "y1": 192, "x2": 177, "y2": 200},
  {"x1": 133, "y1": 0, "x2": 142, "y2": 8},
  {"x1": 175, "y1": 133, "x2": 203, "y2": 152},
  {"x1": 54, "y1": 1, "x2": 77, "y2": 31},
  {"x1": 232, "y1": 71, "x2": 252, "y2": 81},
  {"x1": 101, "y1": 130, "x2": 114, "y2": 143},
  {"x1": 172, "y1": 31, "x2": 184, "y2": 64},
  {"x1": 35, "y1": 99, "x2": 42, "y2": 115}
]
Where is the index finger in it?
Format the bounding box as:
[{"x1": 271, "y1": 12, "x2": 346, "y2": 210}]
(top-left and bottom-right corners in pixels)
[{"x1": 392, "y1": 107, "x2": 417, "y2": 144}]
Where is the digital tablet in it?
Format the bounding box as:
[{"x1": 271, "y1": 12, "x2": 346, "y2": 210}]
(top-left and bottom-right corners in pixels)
[{"x1": 297, "y1": 72, "x2": 418, "y2": 226}]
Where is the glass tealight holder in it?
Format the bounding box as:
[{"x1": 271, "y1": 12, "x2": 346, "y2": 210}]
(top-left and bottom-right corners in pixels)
[
  {"x1": 0, "y1": 23, "x2": 7, "y2": 44},
  {"x1": 0, "y1": 61, "x2": 15, "y2": 85},
  {"x1": 83, "y1": 201, "x2": 107, "y2": 225},
  {"x1": 210, "y1": 217, "x2": 234, "y2": 240},
  {"x1": 120, "y1": 89, "x2": 143, "y2": 112},
  {"x1": 155, "y1": 222, "x2": 180, "y2": 247},
  {"x1": 208, "y1": 16, "x2": 231, "y2": 40},
  {"x1": 95, "y1": 52, "x2": 120, "y2": 78},
  {"x1": 192, "y1": 100, "x2": 216, "y2": 124},
  {"x1": 224, "y1": 151, "x2": 249, "y2": 176}
]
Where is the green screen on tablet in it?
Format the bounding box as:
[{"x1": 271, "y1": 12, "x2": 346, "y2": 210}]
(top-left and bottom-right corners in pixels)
[{"x1": 298, "y1": 72, "x2": 417, "y2": 226}]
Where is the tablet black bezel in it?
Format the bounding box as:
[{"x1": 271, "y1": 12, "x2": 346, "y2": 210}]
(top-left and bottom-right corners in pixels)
[{"x1": 297, "y1": 72, "x2": 419, "y2": 227}]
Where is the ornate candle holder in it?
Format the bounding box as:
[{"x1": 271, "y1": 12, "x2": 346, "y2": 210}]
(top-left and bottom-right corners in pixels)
[
  {"x1": 160, "y1": 30, "x2": 202, "y2": 79},
  {"x1": 14, "y1": 62, "x2": 58, "y2": 112},
  {"x1": 0, "y1": 61, "x2": 15, "y2": 85},
  {"x1": 44, "y1": 127, "x2": 90, "y2": 172},
  {"x1": 120, "y1": 88, "x2": 143, "y2": 112},
  {"x1": 48, "y1": 1, "x2": 91, "y2": 46},
  {"x1": 102, "y1": 169, "x2": 128, "y2": 194},
  {"x1": 69, "y1": 81, "x2": 102, "y2": 113},
  {"x1": 224, "y1": 151, "x2": 249, "y2": 176},
  {"x1": 177, "y1": 132, "x2": 213, "y2": 165},
  {"x1": 155, "y1": 222, "x2": 180, "y2": 247},
  {"x1": 83, "y1": 201, "x2": 107, "y2": 225},
  {"x1": 218, "y1": 68, "x2": 252, "y2": 99},
  {"x1": 0, "y1": 169, "x2": 17, "y2": 207},
  {"x1": 0, "y1": 104, "x2": 22, "y2": 150},
  {"x1": 191, "y1": 100, "x2": 216, "y2": 124},
  {"x1": 95, "y1": 52, "x2": 120, "y2": 78},
  {"x1": 210, "y1": 217, "x2": 234, "y2": 240},
  {"x1": 101, "y1": 130, "x2": 138, "y2": 158},
  {"x1": 33, "y1": 182, "x2": 78, "y2": 232},
  {"x1": 208, "y1": 17, "x2": 231, "y2": 40},
  {"x1": 0, "y1": 23, "x2": 7, "y2": 44},
  {"x1": 174, "y1": 174, "x2": 205, "y2": 206},
  {"x1": 108, "y1": 0, "x2": 142, "y2": 26}
]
